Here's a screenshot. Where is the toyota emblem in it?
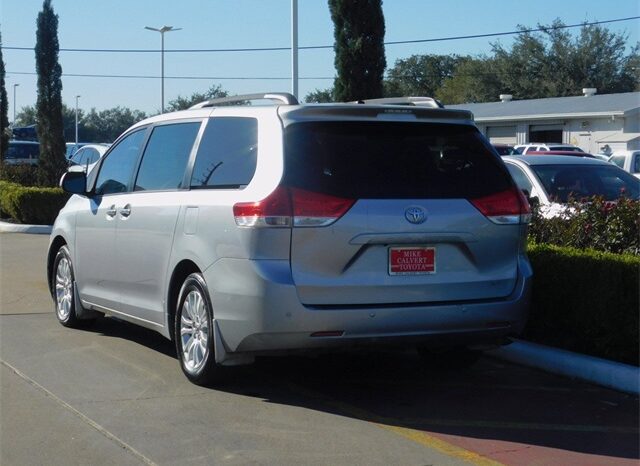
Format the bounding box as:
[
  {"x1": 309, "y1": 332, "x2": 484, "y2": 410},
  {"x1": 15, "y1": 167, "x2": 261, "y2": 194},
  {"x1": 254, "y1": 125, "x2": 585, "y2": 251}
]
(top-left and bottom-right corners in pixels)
[{"x1": 405, "y1": 206, "x2": 426, "y2": 224}]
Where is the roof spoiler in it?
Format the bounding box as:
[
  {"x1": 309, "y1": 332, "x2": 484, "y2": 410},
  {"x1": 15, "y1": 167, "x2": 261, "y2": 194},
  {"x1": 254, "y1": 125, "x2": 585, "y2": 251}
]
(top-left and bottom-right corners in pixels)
[
  {"x1": 350, "y1": 96, "x2": 445, "y2": 109},
  {"x1": 190, "y1": 92, "x2": 299, "y2": 109}
]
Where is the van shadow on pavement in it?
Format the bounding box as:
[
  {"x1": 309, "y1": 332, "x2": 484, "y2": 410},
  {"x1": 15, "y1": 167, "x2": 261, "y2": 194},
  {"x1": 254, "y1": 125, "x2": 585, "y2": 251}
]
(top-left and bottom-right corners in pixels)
[{"x1": 86, "y1": 315, "x2": 640, "y2": 462}]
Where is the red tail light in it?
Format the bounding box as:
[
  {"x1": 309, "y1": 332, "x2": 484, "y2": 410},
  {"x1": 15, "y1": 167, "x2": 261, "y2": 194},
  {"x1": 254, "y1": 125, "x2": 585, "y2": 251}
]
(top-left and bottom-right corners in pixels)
[
  {"x1": 290, "y1": 187, "x2": 355, "y2": 227},
  {"x1": 233, "y1": 186, "x2": 355, "y2": 228},
  {"x1": 470, "y1": 187, "x2": 531, "y2": 224}
]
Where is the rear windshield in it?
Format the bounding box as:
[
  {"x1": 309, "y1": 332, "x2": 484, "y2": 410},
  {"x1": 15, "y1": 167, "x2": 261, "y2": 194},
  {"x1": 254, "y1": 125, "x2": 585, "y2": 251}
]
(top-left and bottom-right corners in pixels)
[
  {"x1": 283, "y1": 121, "x2": 511, "y2": 199},
  {"x1": 532, "y1": 164, "x2": 640, "y2": 202},
  {"x1": 549, "y1": 146, "x2": 583, "y2": 152}
]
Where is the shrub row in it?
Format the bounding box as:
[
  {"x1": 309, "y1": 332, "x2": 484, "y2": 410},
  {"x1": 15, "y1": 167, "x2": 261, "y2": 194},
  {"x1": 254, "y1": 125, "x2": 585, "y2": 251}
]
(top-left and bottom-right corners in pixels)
[
  {"x1": 525, "y1": 243, "x2": 639, "y2": 366},
  {"x1": 0, "y1": 181, "x2": 69, "y2": 225},
  {"x1": 0, "y1": 164, "x2": 40, "y2": 187}
]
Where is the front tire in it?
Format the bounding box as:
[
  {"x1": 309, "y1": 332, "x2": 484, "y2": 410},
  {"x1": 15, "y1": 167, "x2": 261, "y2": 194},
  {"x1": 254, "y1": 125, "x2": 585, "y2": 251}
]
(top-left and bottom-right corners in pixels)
[{"x1": 175, "y1": 273, "x2": 220, "y2": 385}]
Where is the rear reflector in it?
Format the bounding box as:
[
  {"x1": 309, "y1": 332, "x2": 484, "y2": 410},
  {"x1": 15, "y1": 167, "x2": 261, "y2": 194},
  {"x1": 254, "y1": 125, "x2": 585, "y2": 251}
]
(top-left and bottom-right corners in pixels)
[
  {"x1": 310, "y1": 331, "x2": 344, "y2": 337},
  {"x1": 470, "y1": 187, "x2": 531, "y2": 224},
  {"x1": 234, "y1": 186, "x2": 354, "y2": 228}
]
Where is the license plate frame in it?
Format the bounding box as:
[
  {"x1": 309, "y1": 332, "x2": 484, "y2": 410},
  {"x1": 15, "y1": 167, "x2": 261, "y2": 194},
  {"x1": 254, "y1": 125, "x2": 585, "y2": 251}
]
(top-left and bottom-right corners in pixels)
[{"x1": 388, "y1": 246, "x2": 436, "y2": 276}]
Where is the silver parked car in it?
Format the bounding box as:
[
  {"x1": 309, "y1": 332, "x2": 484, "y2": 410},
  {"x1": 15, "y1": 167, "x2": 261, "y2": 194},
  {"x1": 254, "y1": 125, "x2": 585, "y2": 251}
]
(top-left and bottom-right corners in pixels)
[{"x1": 48, "y1": 93, "x2": 533, "y2": 385}]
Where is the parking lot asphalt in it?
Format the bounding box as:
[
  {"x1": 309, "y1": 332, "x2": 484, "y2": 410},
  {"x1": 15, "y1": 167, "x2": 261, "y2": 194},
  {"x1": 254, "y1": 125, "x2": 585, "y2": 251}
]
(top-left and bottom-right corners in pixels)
[{"x1": 1, "y1": 232, "x2": 638, "y2": 466}]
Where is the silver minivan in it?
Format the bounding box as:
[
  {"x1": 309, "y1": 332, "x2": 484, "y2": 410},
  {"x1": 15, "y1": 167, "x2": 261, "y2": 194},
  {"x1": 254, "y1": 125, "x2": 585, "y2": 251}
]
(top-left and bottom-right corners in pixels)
[{"x1": 48, "y1": 93, "x2": 532, "y2": 385}]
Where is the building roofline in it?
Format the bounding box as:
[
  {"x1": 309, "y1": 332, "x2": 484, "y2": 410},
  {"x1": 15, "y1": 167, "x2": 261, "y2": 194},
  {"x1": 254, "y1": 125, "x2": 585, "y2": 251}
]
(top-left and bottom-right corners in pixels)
[{"x1": 473, "y1": 111, "x2": 626, "y2": 123}]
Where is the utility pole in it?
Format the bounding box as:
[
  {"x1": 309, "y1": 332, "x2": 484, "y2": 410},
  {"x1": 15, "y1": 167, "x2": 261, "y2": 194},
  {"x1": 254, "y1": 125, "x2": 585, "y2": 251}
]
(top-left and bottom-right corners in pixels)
[{"x1": 12, "y1": 83, "x2": 19, "y2": 124}]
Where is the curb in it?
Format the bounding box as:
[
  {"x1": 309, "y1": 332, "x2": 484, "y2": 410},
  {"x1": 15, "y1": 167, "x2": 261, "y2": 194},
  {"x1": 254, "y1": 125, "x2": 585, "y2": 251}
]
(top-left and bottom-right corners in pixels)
[
  {"x1": 0, "y1": 220, "x2": 52, "y2": 235},
  {"x1": 489, "y1": 339, "x2": 639, "y2": 396}
]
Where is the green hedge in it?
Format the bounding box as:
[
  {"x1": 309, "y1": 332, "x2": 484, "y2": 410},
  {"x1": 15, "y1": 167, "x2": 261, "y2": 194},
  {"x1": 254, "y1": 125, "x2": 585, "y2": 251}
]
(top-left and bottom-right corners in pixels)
[
  {"x1": 0, "y1": 164, "x2": 40, "y2": 187},
  {"x1": 525, "y1": 243, "x2": 639, "y2": 365},
  {"x1": 0, "y1": 181, "x2": 69, "y2": 225}
]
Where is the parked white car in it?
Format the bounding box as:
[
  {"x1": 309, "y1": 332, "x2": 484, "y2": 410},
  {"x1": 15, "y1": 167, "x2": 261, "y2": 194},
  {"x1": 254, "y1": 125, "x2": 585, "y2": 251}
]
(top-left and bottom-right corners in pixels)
[
  {"x1": 608, "y1": 150, "x2": 640, "y2": 179},
  {"x1": 68, "y1": 144, "x2": 110, "y2": 173},
  {"x1": 513, "y1": 143, "x2": 584, "y2": 155},
  {"x1": 504, "y1": 155, "x2": 640, "y2": 217}
]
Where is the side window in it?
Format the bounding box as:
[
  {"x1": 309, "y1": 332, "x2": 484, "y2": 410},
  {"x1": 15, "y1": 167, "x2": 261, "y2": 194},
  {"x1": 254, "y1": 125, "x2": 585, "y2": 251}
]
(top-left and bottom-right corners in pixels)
[
  {"x1": 190, "y1": 117, "x2": 258, "y2": 189},
  {"x1": 134, "y1": 122, "x2": 201, "y2": 191},
  {"x1": 506, "y1": 163, "x2": 533, "y2": 193},
  {"x1": 95, "y1": 129, "x2": 146, "y2": 195},
  {"x1": 633, "y1": 154, "x2": 640, "y2": 174}
]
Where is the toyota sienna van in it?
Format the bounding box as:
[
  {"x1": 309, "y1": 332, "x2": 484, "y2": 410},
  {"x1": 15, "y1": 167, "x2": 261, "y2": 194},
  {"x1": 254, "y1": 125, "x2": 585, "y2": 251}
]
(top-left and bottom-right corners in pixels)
[{"x1": 49, "y1": 93, "x2": 532, "y2": 385}]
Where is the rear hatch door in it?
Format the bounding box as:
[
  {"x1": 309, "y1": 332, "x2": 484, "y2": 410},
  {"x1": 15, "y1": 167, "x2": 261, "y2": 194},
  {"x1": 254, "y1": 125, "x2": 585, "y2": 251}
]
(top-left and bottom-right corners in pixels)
[{"x1": 284, "y1": 120, "x2": 521, "y2": 306}]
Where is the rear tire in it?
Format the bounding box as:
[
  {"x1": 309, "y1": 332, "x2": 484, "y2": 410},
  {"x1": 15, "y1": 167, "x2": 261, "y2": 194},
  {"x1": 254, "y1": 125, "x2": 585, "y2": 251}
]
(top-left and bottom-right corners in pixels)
[
  {"x1": 175, "y1": 273, "x2": 221, "y2": 385},
  {"x1": 53, "y1": 245, "x2": 94, "y2": 328}
]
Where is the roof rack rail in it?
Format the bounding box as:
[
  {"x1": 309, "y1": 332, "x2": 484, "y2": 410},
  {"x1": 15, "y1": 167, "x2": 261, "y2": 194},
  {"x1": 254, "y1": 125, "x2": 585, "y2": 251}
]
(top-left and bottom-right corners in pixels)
[
  {"x1": 351, "y1": 96, "x2": 444, "y2": 109},
  {"x1": 190, "y1": 92, "x2": 299, "y2": 109}
]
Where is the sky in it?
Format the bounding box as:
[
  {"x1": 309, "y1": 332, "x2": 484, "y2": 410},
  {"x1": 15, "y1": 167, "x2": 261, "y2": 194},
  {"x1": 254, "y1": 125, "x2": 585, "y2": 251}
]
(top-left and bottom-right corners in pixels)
[{"x1": 1, "y1": 0, "x2": 639, "y2": 118}]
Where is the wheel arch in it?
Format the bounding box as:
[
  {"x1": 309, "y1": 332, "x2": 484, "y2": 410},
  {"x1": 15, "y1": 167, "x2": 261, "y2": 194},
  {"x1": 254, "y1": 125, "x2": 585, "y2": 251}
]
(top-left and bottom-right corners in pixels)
[
  {"x1": 167, "y1": 259, "x2": 202, "y2": 342},
  {"x1": 47, "y1": 236, "x2": 68, "y2": 299}
]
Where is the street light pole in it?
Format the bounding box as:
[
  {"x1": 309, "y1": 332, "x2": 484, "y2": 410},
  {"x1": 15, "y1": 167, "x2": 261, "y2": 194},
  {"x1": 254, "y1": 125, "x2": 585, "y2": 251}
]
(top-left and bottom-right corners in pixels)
[
  {"x1": 12, "y1": 83, "x2": 19, "y2": 125},
  {"x1": 291, "y1": 0, "x2": 299, "y2": 99},
  {"x1": 75, "y1": 95, "x2": 81, "y2": 145},
  {"x1": 145, "y1": 26, "x2": 182, "y2": 113}
]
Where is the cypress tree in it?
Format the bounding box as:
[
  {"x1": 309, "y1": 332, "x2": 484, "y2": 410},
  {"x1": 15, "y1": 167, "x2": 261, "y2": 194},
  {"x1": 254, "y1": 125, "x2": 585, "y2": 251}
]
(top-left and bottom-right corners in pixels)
[
  {"x1": 328, "y1": 0, "x2": 386, "y2": 102},
  {"x1": 35, "y1": 0, "x2": 66, "y2": 186},
  {"x1": 0, "y1": 29, "x2": 9, "y2": 161}
]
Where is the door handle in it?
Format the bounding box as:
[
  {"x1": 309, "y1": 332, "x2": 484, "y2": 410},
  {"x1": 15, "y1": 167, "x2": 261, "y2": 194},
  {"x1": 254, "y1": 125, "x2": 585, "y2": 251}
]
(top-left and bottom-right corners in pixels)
[
  {"x1": 106, "y1": 205, "x2": 117, "y2": 218},
  {"x1": 119, "y1": 204, "x2": 131, "y2": 218}
]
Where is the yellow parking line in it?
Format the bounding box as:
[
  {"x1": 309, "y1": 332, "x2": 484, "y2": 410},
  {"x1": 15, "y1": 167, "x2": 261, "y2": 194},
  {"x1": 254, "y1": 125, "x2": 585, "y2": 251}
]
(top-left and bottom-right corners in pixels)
[
  {"x1": 381, "y1": 424, "x2": 504, "y2": 466},
  {"x1": 284, "y1": 381, "x2": 505, "y2": 466}
]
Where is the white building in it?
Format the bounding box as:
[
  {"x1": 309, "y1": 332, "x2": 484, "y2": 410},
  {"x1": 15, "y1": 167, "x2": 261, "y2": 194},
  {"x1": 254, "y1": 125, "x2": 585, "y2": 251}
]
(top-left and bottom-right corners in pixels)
[{"x1": 448, "y1": 90, "x2": 640, "y2": 154}]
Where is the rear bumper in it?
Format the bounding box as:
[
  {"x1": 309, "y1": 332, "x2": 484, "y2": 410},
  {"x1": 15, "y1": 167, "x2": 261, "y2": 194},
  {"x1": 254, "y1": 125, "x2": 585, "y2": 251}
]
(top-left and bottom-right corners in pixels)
[{"x1": 204, "y1": 256, "x2": 532, "y2": 354}]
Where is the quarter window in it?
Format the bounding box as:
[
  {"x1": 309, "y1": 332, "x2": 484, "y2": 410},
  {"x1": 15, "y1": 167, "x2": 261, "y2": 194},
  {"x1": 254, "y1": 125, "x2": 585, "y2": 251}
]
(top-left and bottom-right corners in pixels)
[
  {"x1": 506, "y1": 163, "x2": 533, "y2": 194},
  {"x1": 190, "y1": 117, "x2": 258, "y2": 189},
  {"x1": 135, "y1": 122, "x2": 201, "y2": 191},
  {"x1": 609, "y1": 156, "x2": 625, "y2": 169},
  {"x1": 95, "y1": 129, "x2": 146, "y2": 195}
]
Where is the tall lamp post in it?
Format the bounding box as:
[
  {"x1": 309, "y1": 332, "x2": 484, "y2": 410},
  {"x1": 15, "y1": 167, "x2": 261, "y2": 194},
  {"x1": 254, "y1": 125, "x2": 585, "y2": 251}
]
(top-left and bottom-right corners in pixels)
[
  {"x1": 12, "y1": 83, "x2": 19, "y2": 125},
  {"x1": 144, "y1": 25, "x2": 181, "y2": 113},
  {"x1": 75, "y1": 95, "x2": 81, "y2": 145},
  {"x1": 291, "y1": 0, "x2": 298, "y2": 99}
]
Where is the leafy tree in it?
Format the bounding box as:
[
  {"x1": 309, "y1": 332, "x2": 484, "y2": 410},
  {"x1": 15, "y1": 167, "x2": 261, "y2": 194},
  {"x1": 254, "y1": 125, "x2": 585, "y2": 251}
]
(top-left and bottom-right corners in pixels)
[
  {"x1": 16, "y1": 104, "x2": 147, "y2": 143},
  {"x1": 14, "y1": 106, "x2": 37, "y2": 128},
  {"x1": 0, "y1": 30, "x2": 9, "y2": 161},
  {"x1": 166, "y1": 84, "x2": 229, "y2": 112},
  {"x1": 304, "y1": 87, "x2": 334, "y2": 103},
  {"x1": 436, "y1": 57, "x2": 503, "y2": 104},
  {"x1": 328, "y1": 0, "x2": 386, "y2": 101},
  {"x1": 82, "y1": 107, "x2": 147, "y2": 142},
  {"x1": 35, "y1": 0, "x2": 66, "y2": 186},
  {"x1": 384, "y1": 54, "x2": 467, "y2": 98},
  {"x1": 431, "y1": 20, "x2": 638, "y2": 104},
  {"x1": 489, "y1": 20, "x2": 639, "y2": 100}
]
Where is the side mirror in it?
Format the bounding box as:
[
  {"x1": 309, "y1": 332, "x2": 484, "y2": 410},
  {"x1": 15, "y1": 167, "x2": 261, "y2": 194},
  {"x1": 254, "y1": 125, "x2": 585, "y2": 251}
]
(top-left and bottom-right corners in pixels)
[{"x1": 60, "y1": 170, "x2": 87, "y2": 195}]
